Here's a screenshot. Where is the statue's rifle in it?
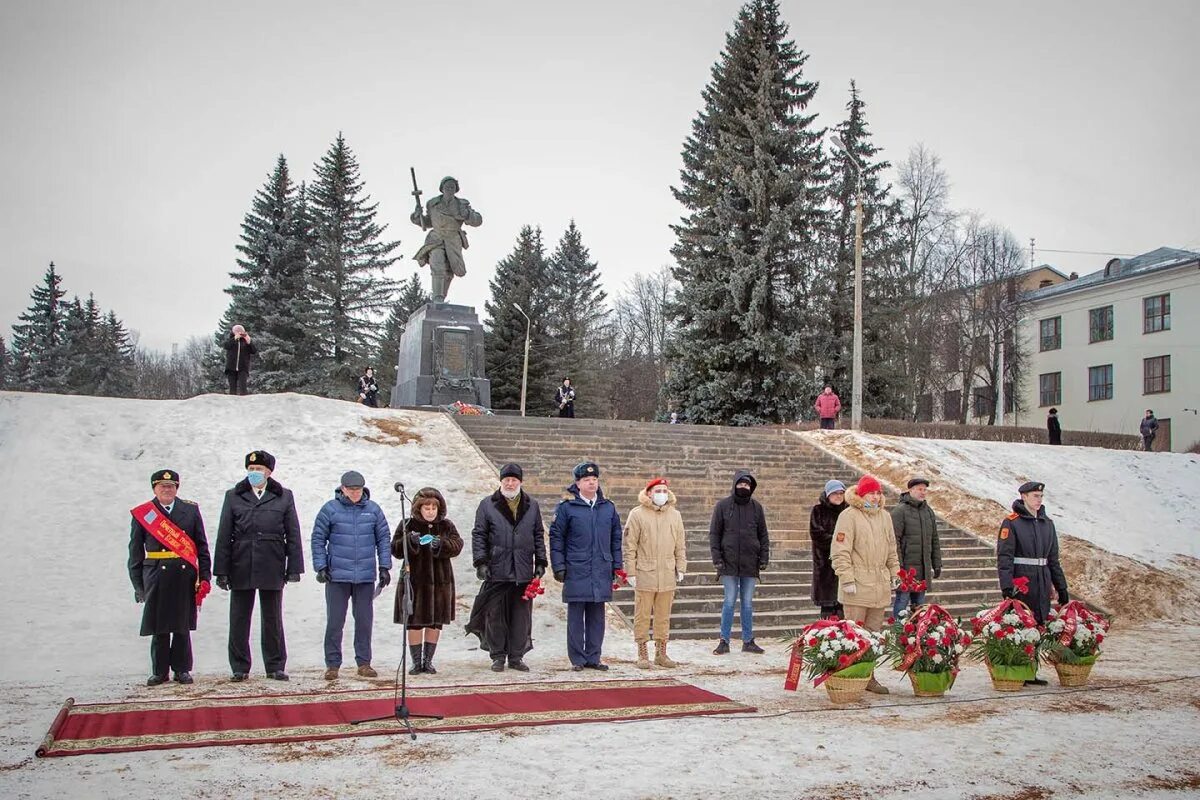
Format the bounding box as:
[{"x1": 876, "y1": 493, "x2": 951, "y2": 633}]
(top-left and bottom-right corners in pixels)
[{"x1": 410, "y1": 167, "x2": 428, "y2": 230}]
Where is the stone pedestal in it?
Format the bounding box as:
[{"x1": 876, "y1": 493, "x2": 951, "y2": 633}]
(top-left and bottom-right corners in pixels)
[{"x1": 390, "y1": 302, "x2": 491, "y2": 408}]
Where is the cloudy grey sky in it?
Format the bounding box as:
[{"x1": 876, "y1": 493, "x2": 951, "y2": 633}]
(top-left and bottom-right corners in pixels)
[{"x1": 2, "y1": 0, "x2": 1197, "y2": 351}]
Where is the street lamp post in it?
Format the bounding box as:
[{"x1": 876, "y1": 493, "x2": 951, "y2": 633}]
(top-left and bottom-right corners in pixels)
[
  {"x1": 513, "y1": 302, "x2": 531, "y2": 417},
  {"x1": 831, "y1": 135, "x2": 865, "y2": 432}
]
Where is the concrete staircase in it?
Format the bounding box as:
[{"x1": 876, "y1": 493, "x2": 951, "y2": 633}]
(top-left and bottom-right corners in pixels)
[{"x1": 451, "y1": 414, "x2": 1000, "y2": 641}]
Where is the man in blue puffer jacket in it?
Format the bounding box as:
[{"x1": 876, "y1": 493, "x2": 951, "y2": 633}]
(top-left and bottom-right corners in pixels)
[
  {"x1": 550, "y1": 461, "x2": 623, "y2": 671},
  {"x1": 312, "y1": 470, "x2": 392, "y2": 679}
]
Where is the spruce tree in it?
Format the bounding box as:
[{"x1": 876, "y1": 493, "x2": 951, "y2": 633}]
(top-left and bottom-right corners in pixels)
[
  {"x1": 307, "y1": 134, "x2": 401, "y2": 395},
  {"x1": 485, "y1": 226, "x2": 555, "y2": 413},
  {"x1": 664, "y1": 0, "x2": 828, "y2": 425},
  {"x1": 96, "y1": 310, "x2": 135, "y2": 396},
  {"x1": 375, "y1": 272, "x2": 430, "y2": 406},
  {"x1": 0, "y1": 336, "x2": 9, "y2": 390},
  {"x1": 545, "y1": 221, "x2": 608, "y2": 414},
  {"x1": 819, "y1": 82, "x2": 908, "y2": 418},
  {"x1": 59, "y1": 294, "x2": 104, "y2": 394},
  {"x1": 10, "y1": 261, "x2": 68, "y2": 393}
]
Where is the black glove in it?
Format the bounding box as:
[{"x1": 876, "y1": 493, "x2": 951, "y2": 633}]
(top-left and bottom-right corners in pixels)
[
  {"x1": 134, "y1": 589, "x2": 145, "y2": 603},
  {"x1": 286, "y1": 573, "x2": 300, "y2": 583},
  {"x1": 408, "y1": 532, "x2": 424, "y2": 549},
  {"x1": 759, "y1": 562, "x2": 769, "y2": 573},
  {"x1": 553, "y1": 570, "x2": 566, "y2": 583},
  {"x1": 316, "y1": 569, "x2": 330, "y2": 584},
  {"x1": 378, "y1": 568, "x2": 391, "y2": 589},
  {"x1": 933, "y1": 567, "x2": 942, "y2": 579},
  {"x1": 1058, "y1": 590, "x2": 1069, "y2": 604},
  {"x1": 1001, "y1": 586, "x2": 1015, "y2": 599},
  {"x1": 476, "y1": 564, "x2": 490, "y2": 581},
  {"x1": 713, "y1": 562, "x2": 724, "y2": 577},
  {"x1": 534, "y1": 563, "x2": 546, "y2": 579},
  {"x1": 612, "y1": 569, "x2": 620, "y2": 581},
  {"x1": 215, "y1": 575, "x2": 230, "y2": 591}
]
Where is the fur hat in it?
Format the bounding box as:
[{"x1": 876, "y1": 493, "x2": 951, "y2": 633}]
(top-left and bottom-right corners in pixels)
[
  {"x1": 499, "y1": 463, "x2": 524, "y2": 481},
  {"x1": 245, "y1": 450, "x2": 275, "y2": 471}
]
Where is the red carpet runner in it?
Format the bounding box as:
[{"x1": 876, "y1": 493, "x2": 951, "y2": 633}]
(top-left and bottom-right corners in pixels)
[{"x1": 37, "y1": 677, "x2": 752, "y2": 757}]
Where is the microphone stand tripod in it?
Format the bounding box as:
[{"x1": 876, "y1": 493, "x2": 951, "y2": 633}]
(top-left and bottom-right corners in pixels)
[{"x1": 350, "y1": 482, "x2": 443, "y2": 740}]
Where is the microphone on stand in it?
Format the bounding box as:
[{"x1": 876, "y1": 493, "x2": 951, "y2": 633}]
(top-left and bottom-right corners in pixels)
[{"x1": 394, "y1": 482, "x2": 405, "y2": 494}]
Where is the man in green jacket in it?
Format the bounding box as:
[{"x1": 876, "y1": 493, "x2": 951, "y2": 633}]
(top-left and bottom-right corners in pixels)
[{"x1": 891, "y1": 477, "x2": 941, "y2": 618}]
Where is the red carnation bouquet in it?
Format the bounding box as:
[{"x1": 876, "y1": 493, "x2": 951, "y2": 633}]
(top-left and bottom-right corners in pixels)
[
  {"x1": 195, "y1": 579, "x2": 211, "y2": 610},
  {"x1": 1042, "y1": 600, "x2": 1109, "y2": 686},
  {"x1": 612, "y1": 568, "x2": 629, "y2": 590},
  {"x1": 522, "y1": 577, "x2": 545, "y2": 601},
  {"x1": 785, "y1": 618, "x2": 882, "y2": 694},
  {"x1": 968, "y1": 596, "x2": 1044, "y2": 690},
  {"x1": 896, "y1": 567, "x2": 927, "y2": 596},
  {"x1": 881, "y1": 603, "x2": 971, "y2": 696}
]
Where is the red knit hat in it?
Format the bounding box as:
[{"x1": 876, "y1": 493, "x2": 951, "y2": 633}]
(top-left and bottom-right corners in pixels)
[
  {"x1": 645, "y1": 477, "x2": 668, "y2": 492},
  {"x1": 857, "y1": 475, "x2": 882, "y2": 495}
]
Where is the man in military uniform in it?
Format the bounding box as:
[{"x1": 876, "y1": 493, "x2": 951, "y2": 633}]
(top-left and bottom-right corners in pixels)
[
  {"x1": 128, "y1": 470, "x2": 212, "y2": 686},
  {"x1": 997, "y1": 480, "x2": 1069, "y2": 686},
  {"x1": 411, "y1": 175, "x2": 483, "y2": 303},
  {"x1": 214, "y1": 450, "x2": 305, "y2": 682}
]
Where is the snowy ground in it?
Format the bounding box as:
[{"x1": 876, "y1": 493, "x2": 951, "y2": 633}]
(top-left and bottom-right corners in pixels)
[{"x1": 1, "y1": 393, "x2": 1198, "y2": 799}]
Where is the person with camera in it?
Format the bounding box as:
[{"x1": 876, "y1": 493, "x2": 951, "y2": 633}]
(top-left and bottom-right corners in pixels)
[
  {"x1": 467, "y1": 463, "x2": 547, "y2": 672},
  {"x1": 312, "y1": 470, "x2": 392, "y2": 680},
  {"x1": 213, "y1": 450, "x2": 305, "y2": 682},
  {"x1": 393, "y1": 487, "x2": 464, "y2": 675},
  {"x1": 358, "y1": 367, "x2": 380, "y2": 407},
  {"x1": 222, "y1": 324, "x2": 257, "y2": 396},
  {"x1": 555, "y1": 377, "x2": 576, "y2": 418}
]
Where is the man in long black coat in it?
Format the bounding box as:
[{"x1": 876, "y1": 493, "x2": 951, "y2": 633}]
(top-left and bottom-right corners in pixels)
[
  {"x1": 214, "y1": 450, "x2": 304, "y2": 681},
  {"x1": 466, "y1": 463, "x2": 548, "y2": 672},
  {"x1": 129, "y1": 469, "x2": 211, "y2": 686},
  {"x1": 708, "y1": 470, "x2": 770, "y2": 655},
  {"x1": 1047, "y1": 408, "x2": 1062, "y2": 445},
  {"x1": 222, "y1": 325, "x2": 257, "y2": 396}
]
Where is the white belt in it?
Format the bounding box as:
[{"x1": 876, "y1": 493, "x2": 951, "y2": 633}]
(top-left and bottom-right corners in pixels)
[{"x1": 1013, "y1": 557, "x2": 1048, "y2": 566}]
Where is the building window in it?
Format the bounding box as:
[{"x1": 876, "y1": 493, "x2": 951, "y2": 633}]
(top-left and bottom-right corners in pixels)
[
  {"x1": 1039, "y1": 317, "x2": 1061, "y2": 351},
  {"x1": 916, "y1": 394, "x2": 933, "y2": 422},
  {"x1": 1144, "y1": 355, "x2": 1171, "y2": 394},
  {"x1": 1143, "y1": 294, "x2": 1170, "y2": 333},
  {"x1": 942, "y1": 389, "x2": 961, "y2": 421},
  {"x1": 1039, "y1": 372, "x2": 1061, "y2": 407},
  {"x1": 1089, "y1": 305, "x2": 1113, "y2": 343},
  {"x1": 1088, "y1": 364, "x2": 1113, "y2": 401},
  {"x1": 972, "y1": 386, "x2": 992, "y2": 418}
]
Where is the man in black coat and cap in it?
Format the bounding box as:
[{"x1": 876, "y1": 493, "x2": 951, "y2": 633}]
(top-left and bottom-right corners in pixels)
[
  {"x1": 466, "y1": 463, "x2": 548, "y2": 672},
  {"x1": 997, "y1": 480, "x2": 1070, "y2": 686},
  {"x1": 128, "y1": 469, "x2": 211, "y2": 686},
  {"x1": 214, "y1": 450, "x2": 304, "y2": 681}
]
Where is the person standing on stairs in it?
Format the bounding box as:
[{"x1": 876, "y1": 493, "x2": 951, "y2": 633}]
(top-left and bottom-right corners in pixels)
[
  {"x1": 623, "y1": 477, "x2": 687, "y2": 669},
  {"x1": 809, "y1": 479, "x2": 847, "y2": 620},
  {"x1": 831, "y1": 474, "x2": 899, "y2": 695},
  {"x1": 549, "y1": 462, "x2": 623, "y2": 671},
  {"x1": 709, "y1": 470, "x2": 770, "y2": 655},
  {"x1": 891, "y1": 477, "x2": 941, "y2": 619}
]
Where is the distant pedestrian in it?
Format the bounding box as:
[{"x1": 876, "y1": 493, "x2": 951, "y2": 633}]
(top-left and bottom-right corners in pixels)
[
  {"x1": 669, "y1": 411, "x2": 680, "y2": 425},
  {"x1": 1140, "y1": 409, "x2": 1159, "y2": 451},
  {"x1": 709, "y1": 470, "x2": 770, "y2": 655},
  {"x1": 393, "y1": 487, "x2": 463, "y2": 675},
  {"x1": 1047, "y1": 408, "x2": 1062, "y2": 445},
  {"x1": 814, "y1": 385, "x2": 842, "y2": 430},
  {"x1": 623, "y1": 477, "x2": 687, "y2": 669},
  {"x1": 311, "y1": 470, "x2": 392, "y2": 680},
  {"x1": 809, "y1": 479, "x2": 847, "y2": 620},
  {"x1": 556, "y1": 377, "x2": 577, "y2": 418},
  {"x1": 891, "y1": 477, "x2": 941, "y2": 619},
  {"x1": 222, "y1": 324, "x2": 257, "y2": 396},
  {"x1": 358, "y1": 367, "x2": 380, "y2": 408}
]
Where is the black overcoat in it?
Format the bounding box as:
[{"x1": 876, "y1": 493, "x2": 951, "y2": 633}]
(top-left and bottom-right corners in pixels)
[
  {"x1": 471, "y1": 489, "x2": 547, "y2": 583},
  {"x1": 128, "y1": 498, "x2": 212, "y2": 635},
  {"x1": 996, "y1": 500, "x2": 1069, "y2": 624},
  {"x1": 214, "y1": 477, "x2": 304, "y2": 590}
]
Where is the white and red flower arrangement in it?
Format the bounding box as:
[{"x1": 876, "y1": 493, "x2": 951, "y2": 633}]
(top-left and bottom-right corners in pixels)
[
  {"x1": 1042, "y1": 601, "x2": 1109, "y2": 685},
  {"x1": 968, "y1": 591, "x2": 1043, "y2": 688},
  {"x1": 881, "y1": 604, "x2": 972, "y2": 695},
  {"x1": 784, "y1": 618, "x2": 883, "y2": 691}
]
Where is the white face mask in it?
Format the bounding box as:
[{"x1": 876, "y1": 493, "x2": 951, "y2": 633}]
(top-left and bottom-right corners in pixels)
[
  {"x1": 500, "y1": 486, "x2": 520, "y2": 500},
  {"x1": 651, "y1": 491, "x2": 669, "y2": 507}
]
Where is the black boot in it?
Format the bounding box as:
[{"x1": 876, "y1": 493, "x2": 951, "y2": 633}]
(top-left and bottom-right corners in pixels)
[
  {"x1": 423, "y1": 642, "x2": 438, "y2": 675},
  {"x1": 408, "y1": 644, "x2": 424, "y2": 676}
]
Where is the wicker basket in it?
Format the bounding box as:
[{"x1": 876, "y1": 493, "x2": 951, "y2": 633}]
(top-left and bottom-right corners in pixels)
[
  {"x1": 987, "y1": 663, "x2": 1031, "y2": 692},
  {"x1": 1054, "y1": 661, "x2": 1094, "y2": 687},
  {"x1": 824, "y1": 674, "x2": 872, "y2": 704},
  {"x1": 909, "y1": 671, "x2": 954, "y2": 697}
]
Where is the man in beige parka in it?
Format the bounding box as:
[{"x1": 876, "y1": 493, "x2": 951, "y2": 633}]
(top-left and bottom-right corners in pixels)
[
  {"x1": 831, "y1": 474, "x2": 900, "y2": 694},
  {"x1": 623, "y1": 477, "x2": 687, "y2": 668}
]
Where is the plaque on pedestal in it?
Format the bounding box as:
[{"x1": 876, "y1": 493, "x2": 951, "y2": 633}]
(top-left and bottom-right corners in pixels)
[{"x1": 390, "y1": 302, "x2": 491, "y2": 408}]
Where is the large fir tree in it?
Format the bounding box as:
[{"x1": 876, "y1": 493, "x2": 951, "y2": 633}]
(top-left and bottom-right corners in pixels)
[
  {"x1": 664, "y1": 0, "x2": 828, "y2": 425},
  {"x1": 307, "y1": 134, "x2": 401, "y2": 394},
  {"x1": 545, "y1": 220, "x2": 608, "y2": 415},
  {"x1": 820, "y1": 82, "x2": 908, "y2": 418},
  {"x1": 376, "y1": 271, "x2": 430, "y2": 406},
  {"x1": 9, "y1": 262, "x2": 68, "y2": 392},
  {"x1": 485, "y1": 226, "x2": 555, "y2": 413},
  {"x1": 96, "y1": 309, "x2": 136, "y2": 396},
  {"x1": 0, "y1": 336, "x2": 8, "y2": 390},
  {"x1": 59, "y1": 294, "x2": 103, "y2": 394}
]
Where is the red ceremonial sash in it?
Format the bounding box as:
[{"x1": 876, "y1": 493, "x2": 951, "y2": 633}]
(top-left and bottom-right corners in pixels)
[{"x1": 131, "y1": 500, "x2": 199, "y2": 574}]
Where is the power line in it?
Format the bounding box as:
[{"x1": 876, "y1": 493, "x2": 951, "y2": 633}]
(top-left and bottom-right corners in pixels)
[{"x1": 1033, "y1": 248, "x2": 1136, "y2": 258}]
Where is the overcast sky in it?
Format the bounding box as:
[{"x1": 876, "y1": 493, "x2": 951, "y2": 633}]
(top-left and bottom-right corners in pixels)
[{"x1": 2, "y1": 0, "x2": 1197, "y2": 352}]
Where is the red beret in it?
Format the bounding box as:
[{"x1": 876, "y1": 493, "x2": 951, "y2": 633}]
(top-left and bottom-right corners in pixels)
[
  {"x1": 645, "y1": 477, "x2": 668, "y2": 492},
  {"x1": 857, "y1": 475, "x2": 882, "y2": 495}
]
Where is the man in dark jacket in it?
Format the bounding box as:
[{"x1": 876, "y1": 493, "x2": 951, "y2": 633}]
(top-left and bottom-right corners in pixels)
[
  {"x1": 709, "y1": 470, "x2": 770, "y2": 655},
  {"x1": 222, "y1": 324, "x2": 257, "y2": 396},
  {"x1": 128, "y1": 469, "x2": 211, "y2": 686},
  {"x1": 1140, "y1": 409, "x2": 1159, "y2": 451},
  {"x1": 311, "y1": 470, "x2": 392, "y2": 680},
  {"x1": 555, "y1": 378, "x2": 576, "y2": 418},
  {"x1": 549, "y1": 462, "x2": 622, "y2": 670},
  {"x1": 997, "y1": 480, "x2": 1069, "y2": 685},
  {"x1": 467, "y1": 463, "x2": 547, "y2": 672},
  {"x1": 891, "y1": 477, "x2": 941, "y2": 618},
  {"x1": 214, "y1": 450, "x2": 304, "y2": 681},
  {"x1": 1047, "y1": 408, "x2": 1062, "y2": 445},
  {"x1": 809, "y1": 479, "x2": 847, "y2": 619}
]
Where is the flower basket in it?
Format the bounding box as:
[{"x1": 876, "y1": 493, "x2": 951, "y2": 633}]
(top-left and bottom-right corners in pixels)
[
  {"x1": 825, "y1": 660, "x2": 874, "y2": 704},
  {"x1": 784, "y1": 618, "x2": 882, "y2": 704},
  {"x1": 1053, "y1": 657, "x2": 1096, "y2": 687},
  {"x1": 987, "y1": 660, "x2": 1037, "y2": 691},
  {"x1": 968, "y1": 599, "x2": 1044, "y2": 692},
  {"x1": 1043, "y1": 602, "x2": 1108, "y2": 687},
  {"x1": 909, "y1": 670, "x2": 955, "y2": 697}
]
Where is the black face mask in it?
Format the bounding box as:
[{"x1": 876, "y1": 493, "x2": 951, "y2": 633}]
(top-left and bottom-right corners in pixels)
[{"x1": 734, "y1": 486, "x2": 752, "y2": 502}]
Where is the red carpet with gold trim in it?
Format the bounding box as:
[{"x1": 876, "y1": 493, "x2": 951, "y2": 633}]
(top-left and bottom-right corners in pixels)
[{"x1": 36, "y1": 677, "x2": 752, "y2": 757}]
